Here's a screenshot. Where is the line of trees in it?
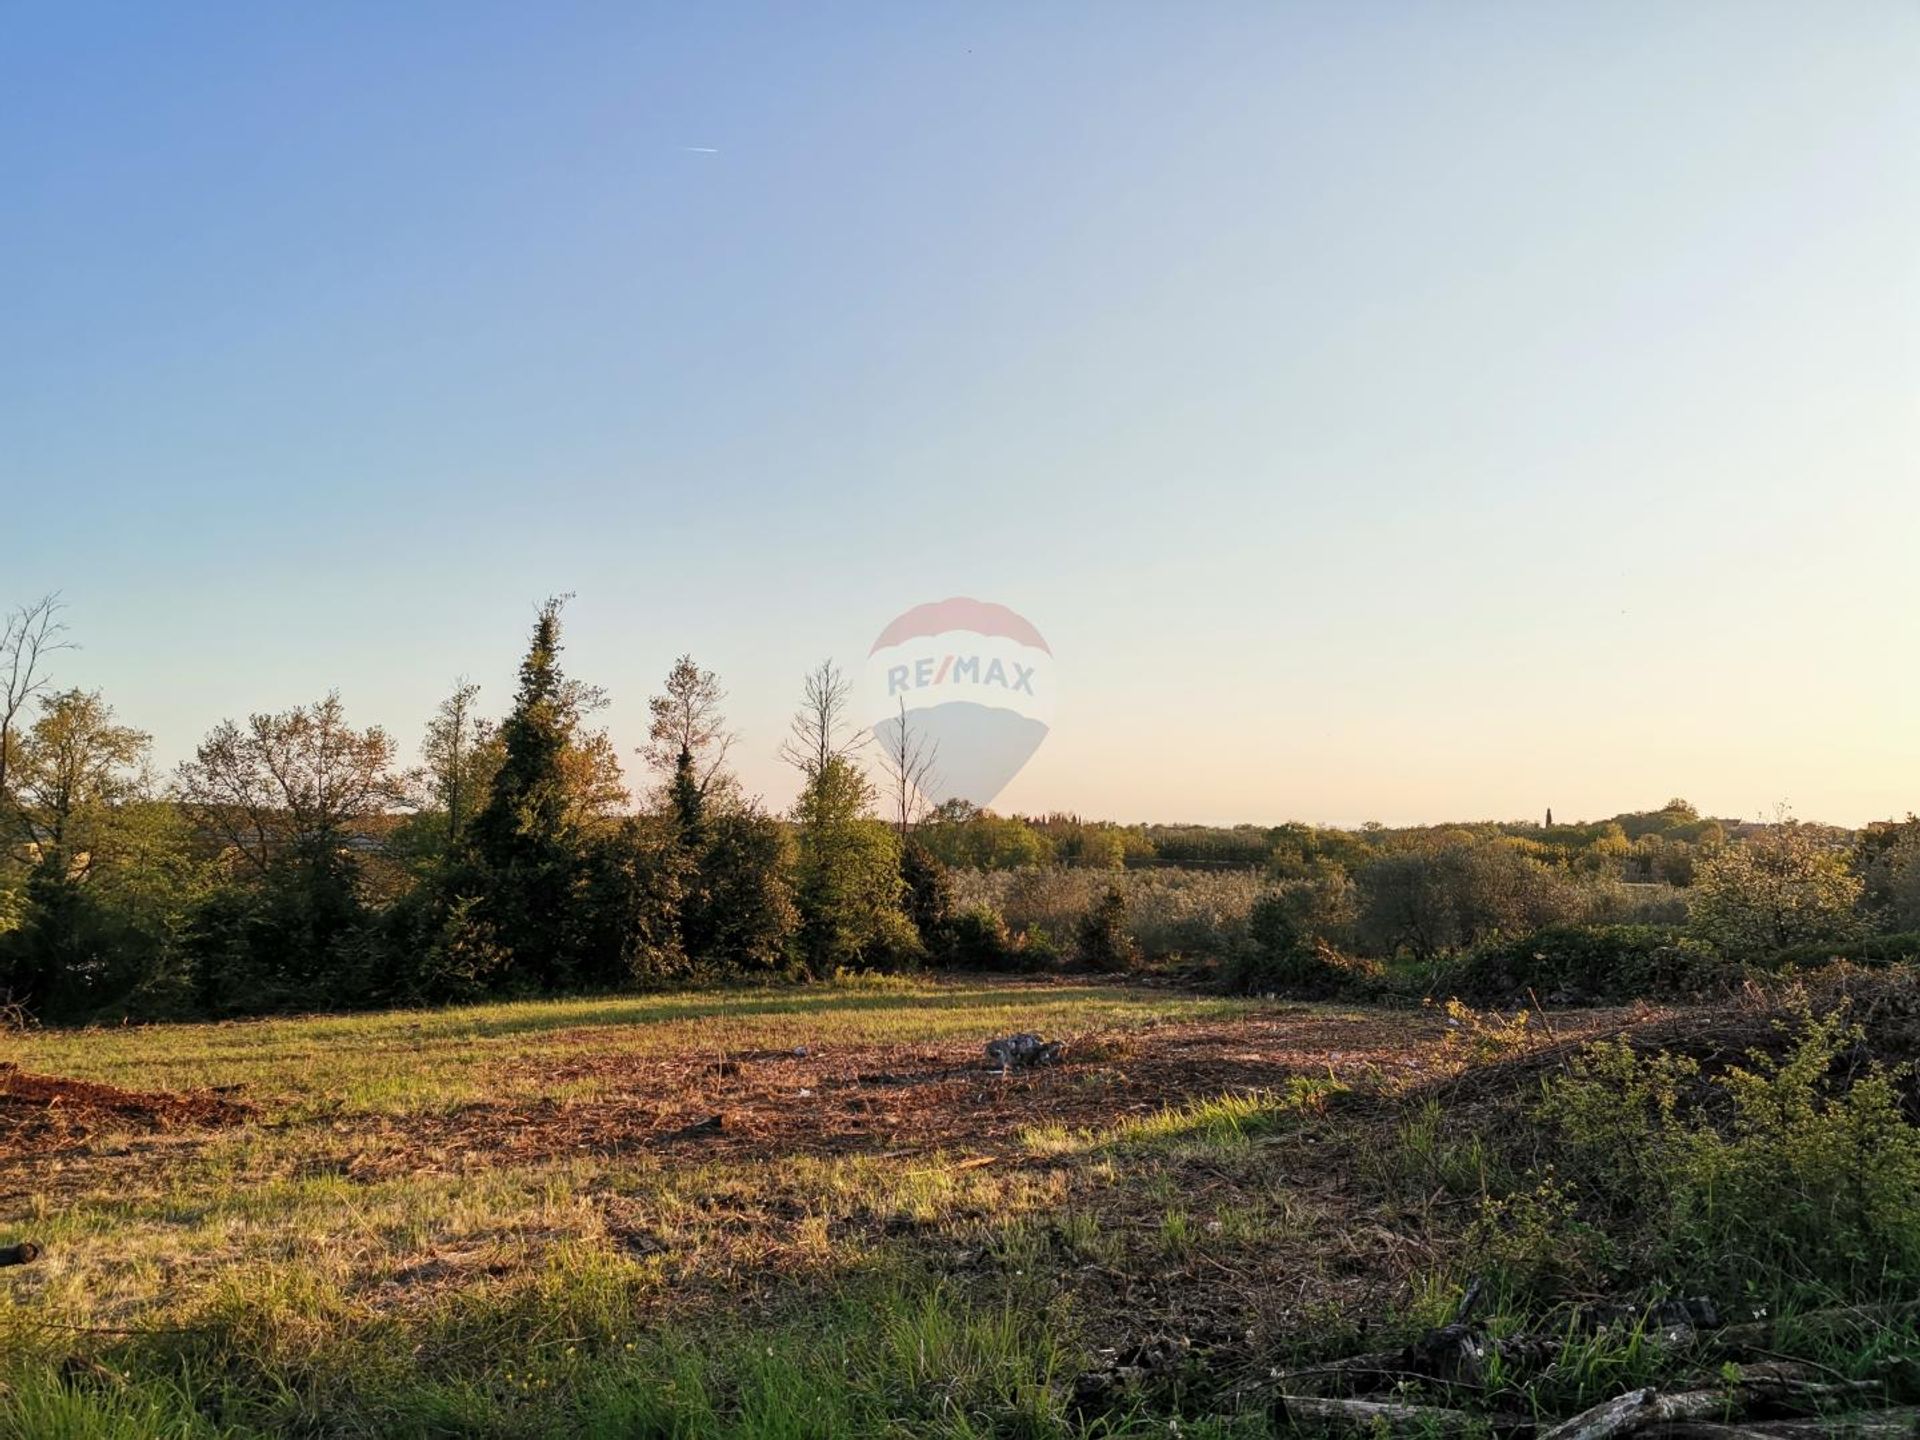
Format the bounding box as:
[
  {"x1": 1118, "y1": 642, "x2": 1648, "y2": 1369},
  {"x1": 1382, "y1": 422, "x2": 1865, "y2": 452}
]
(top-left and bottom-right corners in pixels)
[
  {"x1": 0, "y1": 595, "x2": 950, "y2": 1021},
  {"x1": 6, "y1": 591, "x2": 1917, "y2": 1022}
]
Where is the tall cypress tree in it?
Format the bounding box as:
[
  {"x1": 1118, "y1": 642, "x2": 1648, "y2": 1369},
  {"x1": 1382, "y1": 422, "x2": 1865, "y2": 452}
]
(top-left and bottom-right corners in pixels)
[
  {"x1": 668, "y1": 746, "x2": 705, "y2": 842},
  {"x1": 466, "y1": 598, "x2": 579, "y2": 990}
]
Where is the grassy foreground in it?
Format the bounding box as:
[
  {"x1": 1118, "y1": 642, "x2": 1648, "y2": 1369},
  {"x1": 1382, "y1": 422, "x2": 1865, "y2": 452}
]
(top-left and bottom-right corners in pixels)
[
  {"x1": 2, "y1": 974, "x2": 1917, "y2": 1437},
  {"x1": 0, "y1": 978, "x2": 1306, "y2": 1437}
]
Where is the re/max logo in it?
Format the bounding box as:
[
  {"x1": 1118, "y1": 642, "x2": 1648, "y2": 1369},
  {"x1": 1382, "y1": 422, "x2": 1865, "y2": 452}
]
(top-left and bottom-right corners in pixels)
[{"x1": 887, "y1": 655, "x2": 1037, "y2": 696}]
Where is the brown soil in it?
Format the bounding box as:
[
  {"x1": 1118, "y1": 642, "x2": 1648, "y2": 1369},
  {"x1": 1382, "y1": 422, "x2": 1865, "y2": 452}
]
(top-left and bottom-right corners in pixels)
[
  {"x1": 0, "y1": 1062, "x2": 254, "y2": 1155},
  {"x1": 326, "y1": 1010, "x2": 1614, "y2": 1180}
]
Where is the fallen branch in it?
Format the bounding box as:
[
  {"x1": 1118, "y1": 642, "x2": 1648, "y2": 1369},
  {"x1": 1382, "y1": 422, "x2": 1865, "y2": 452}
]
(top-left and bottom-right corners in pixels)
[
  {"x1": 1538, "y1": 1377, "x2": 1876, "y2": 1440},
  {"x1": 1272, "y1": 1394, "x2": 1483, "y2": 1437}
]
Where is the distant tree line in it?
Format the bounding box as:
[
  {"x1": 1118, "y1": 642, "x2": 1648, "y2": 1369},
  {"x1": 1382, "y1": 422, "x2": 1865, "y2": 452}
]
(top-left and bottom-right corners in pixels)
[
  {"x1": 3, "y1": 591, "x2": 1917, "y2": 1022},
  {"x1": 0, "y1": 595, "x2": 951, "y2": 1021}
]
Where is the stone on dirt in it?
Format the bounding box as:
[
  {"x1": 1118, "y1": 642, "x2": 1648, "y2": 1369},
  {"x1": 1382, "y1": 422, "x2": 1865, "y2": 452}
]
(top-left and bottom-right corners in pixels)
[{"x1": 984, "y1": 1033, "x2": 1064, "y2": 1071}]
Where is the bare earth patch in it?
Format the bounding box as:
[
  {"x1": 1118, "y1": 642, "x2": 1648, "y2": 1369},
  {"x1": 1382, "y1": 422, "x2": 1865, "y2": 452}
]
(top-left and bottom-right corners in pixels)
[
  {"x1": 321, "y1": 1010, "x2": 1460, "y2": 1178},
  {"x1": 0, "y1": 1061, "x2": 254, "y2": 1154}
]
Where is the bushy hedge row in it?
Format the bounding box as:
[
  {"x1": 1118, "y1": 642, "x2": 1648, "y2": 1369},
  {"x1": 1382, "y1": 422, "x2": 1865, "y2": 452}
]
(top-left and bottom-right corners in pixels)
[
  {"x1": 1439, "y1": 924, "x2": 1731, "y2": 1004},
  {"x1": 1760, "y1": 931, "x2": 1920, "y2": 971}
]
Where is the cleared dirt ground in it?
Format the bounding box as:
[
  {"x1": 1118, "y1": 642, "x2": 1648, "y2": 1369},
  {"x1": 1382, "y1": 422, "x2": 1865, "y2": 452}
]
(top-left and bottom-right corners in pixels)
[
  {"x1": 0, "y1": 990, "x2": 1639, "y2": 1193},
  {"x1": 0, "y1": 978, "x2": 1702, "y2": 1436}
]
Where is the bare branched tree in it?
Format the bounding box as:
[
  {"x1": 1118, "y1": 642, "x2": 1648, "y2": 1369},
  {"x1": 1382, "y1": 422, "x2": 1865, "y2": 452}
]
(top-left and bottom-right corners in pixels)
[
  {"x1": 0, "y1": 594, "x2": 74, "y2": 835},
  {"x1": 643, "y1": 655, "x2": 737, "y2": 806},
  {"x1": 878, "y1": 698, "x2": 941, "y2": 841},
  {"x1": 777, "y1": 659, "x2": 868, "y2": 781}
]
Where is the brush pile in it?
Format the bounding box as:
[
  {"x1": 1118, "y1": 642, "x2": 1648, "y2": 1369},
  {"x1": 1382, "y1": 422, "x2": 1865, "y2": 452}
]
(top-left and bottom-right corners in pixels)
[
  {"x1": 1254, "y1": 1284, "x2": 1918, "y2": 1437},
  {"x1": 0, "y1": 1061, "x2": 253, "y2": 1154}
]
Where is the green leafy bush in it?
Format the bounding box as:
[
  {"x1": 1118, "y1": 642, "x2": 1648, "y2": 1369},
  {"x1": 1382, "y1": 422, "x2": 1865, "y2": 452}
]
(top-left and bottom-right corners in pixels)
[
  {"x1": 948, "y1": 866, "x2": 1266, "y2": 961},
  {"x1": 1526, "y1": 1006, "x2": 1920, "y2": 1300},
  {"x1": 935, "y1": 904, "x2": 1061, "y2": 973},
  {"x1": 1761, "y1": 932, "x2": 1920, "y2": 972},
  {"x1": 1442, "y1": 924, "x2": 1731, "y2": 1003},
  {"x1": 1073, "y1": 886, "x2": 1138, "y2": 972},
  {"x1": 945, "y1": 904, "x2": 1014, "y2": 968},
  {"x1": 1689, "y1": 824, "x2": 1865, "y2": 959},
  {"x1": 1226, "y1": 893, "x2": 1381, "y2": 996}
]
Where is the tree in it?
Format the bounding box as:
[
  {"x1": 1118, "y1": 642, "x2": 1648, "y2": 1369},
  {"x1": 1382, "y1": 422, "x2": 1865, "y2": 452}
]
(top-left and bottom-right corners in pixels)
[
  {"x1": 175, "y1": 693, "x2": 399, "y2": 1009},
  {"x1": 555, "y1": 679, "x2": 628, "y2": 829},
  {"x1": 0, "y1": 594, "x2": 72, "y2": 840},
  {"x1": 571, "y1": 815, "x2": 689, "y2": 989},
  {"x1": 643, "y1": 655, "x2": 737, "y2": 839},
  {"x1": 0, "y1": 689, "x2": 186, "y2": 1017},
  {"x1": 900, "y1": 839, "x2": 956, "y2": 956},
  {"x1": 386, "y1": 679, "x2": 504, "y2": 878},
  {"x1": 1689, "y1": 822, "x2": 1864, "y2": 958},
  {"x1": 778, "y1": 659, "x2": 867, "y2": 779},
  {"x1": 686, "y1": 808, "x2": 797, "y2": 975},
  {"x1": 917, "y1": 802, "x2": 1054, "y2": 870},
  {"x1": 1852, "y1": 816, "x2": 1920, "y2": 932},
  {"x1": 176, "y1": 693, "x2": 400, "y2": 876},
  {"x1": 1887, "y1": 844, "x2": 1920, "y2": 933},
  {"x1": 782, "y1": 665, "x2": 907, "y2": 972},
  {"x1": 12, "y1": 690, "x2": 150, "y2": 881},
  {"x1": 1074, "y1": 885, "x2": 1137, "y2": 972},
  {"x1": 636, "y1": 657, "x2": 791, "y2": 974},
  {"x1": 421, "y1": 679, "x2": 500, "y2": 843},
  {"x1": 463, "y1": 598, "x2": 587, "y2": 990},
  {"x1": 876, "y1": 698, "x2": 940, "y2": 842},
  {"x1": 1041, "y1": 814, "x2": 1128, "y2": 870},
  {"x1": 788, "y1": 754, "x2": 909, "y2": 973},
  {"x1": 1355, "y1": 850, "x2": 1457, "y2": 961},
  {"x1": 1355, "y1": 837, "x2": 1585, "y2": 960}
]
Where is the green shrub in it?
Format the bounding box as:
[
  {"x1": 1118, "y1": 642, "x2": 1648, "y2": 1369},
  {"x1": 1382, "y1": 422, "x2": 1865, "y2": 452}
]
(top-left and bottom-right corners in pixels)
[
  {"x1": 1466, "y1": 1168, "x2": 1604, "y2": 1295},
  {"x1": 937, "y1": 905, "x2": 1062, "y2": 973},
  {"x1": 1226, "y1": 894, "x2": 1381, "y2": 996},
  {"x1": 947, "y1": 866, "x2": 1265, "y2": 961},
  {"x1": 1527, "y1": 1006, "x2": 1920, "y2": 1300},
  {"x1": 1442, "y1": 924, "x2": 1731, "y2": 1003},
  {"x1": 1014, "y1": 926, "x2": 1064, "y2": 970},
  {"x1": 1761, "y1": 932, "x2": 1920, "y2": 972},
  {"x1": 1073, "y1": 887, "x2": 1137, "y2": 972},
  {"x1": 1689, "y1": 824, "x2": 1865, "y2": 960},
  {"x1": 943, "y1": 904, "x2": 1011, "y2": 968},
  {"x1": 899, "y1": 841, "x2": 956, "y2": 955}
]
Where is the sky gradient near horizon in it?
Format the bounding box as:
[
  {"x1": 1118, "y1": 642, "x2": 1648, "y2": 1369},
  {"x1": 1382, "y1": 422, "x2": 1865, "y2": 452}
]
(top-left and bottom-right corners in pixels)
[{"x1": 4, "y1": 2, "x2": 1917, "y2": 827}]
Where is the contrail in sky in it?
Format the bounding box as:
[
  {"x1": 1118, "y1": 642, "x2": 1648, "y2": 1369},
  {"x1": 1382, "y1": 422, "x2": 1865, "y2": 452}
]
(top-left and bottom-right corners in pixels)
[{"x1": 680, "y1": 146, "x2": 719, "y2": 153}]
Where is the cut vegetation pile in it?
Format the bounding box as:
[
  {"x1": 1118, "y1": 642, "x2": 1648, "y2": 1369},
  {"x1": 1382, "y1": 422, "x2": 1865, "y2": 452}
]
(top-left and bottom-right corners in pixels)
[
  {"x1": 1434, "y1": 965, "x2": 1920, "y2": 1115},
  {"x1": 0, "y1": 1061, "x2": 253, "y2": 1153}
]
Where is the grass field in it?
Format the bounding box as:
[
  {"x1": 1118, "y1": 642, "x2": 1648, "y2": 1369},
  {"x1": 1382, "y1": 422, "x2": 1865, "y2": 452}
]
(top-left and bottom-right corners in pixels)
[{"x1": 2, "y1": 974, "x2": 1914, "y2": 1437}]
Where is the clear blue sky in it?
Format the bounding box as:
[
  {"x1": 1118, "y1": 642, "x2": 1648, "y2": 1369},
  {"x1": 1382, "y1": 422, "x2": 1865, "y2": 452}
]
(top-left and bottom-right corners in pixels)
[{"x1": 4, "y1": 2, "x2": 1916, "y2": 826}]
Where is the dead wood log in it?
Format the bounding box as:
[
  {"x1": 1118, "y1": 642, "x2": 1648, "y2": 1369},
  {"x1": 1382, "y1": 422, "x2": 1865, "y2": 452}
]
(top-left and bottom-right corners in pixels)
[
  {"x1": 1271, "y1": 1394, "x2": 1482, "y2": 1436},
  {"x1": 0, "y1": 1241, "x2": 41, "y2": 1266},
  {"x1": 1539, "y1": 1379, "x2": 1878, "y2": 1440}
]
